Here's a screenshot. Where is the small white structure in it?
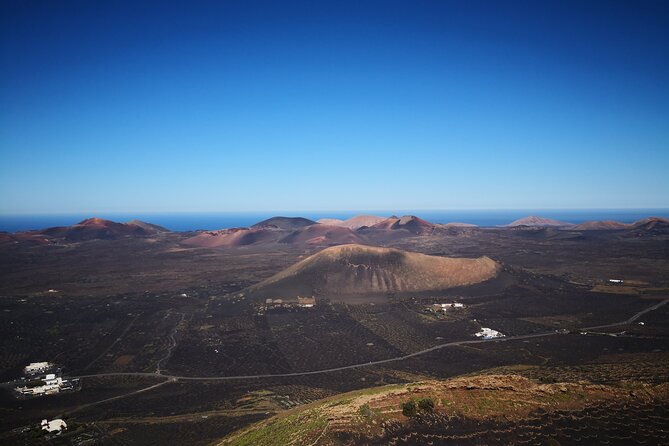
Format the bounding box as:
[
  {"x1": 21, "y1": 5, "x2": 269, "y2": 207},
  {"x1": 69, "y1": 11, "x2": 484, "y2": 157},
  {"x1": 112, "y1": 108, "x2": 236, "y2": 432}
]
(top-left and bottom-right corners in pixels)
[
  {"x1": 431, "y1": 303, "x2": 465, "y2": 313},
  {"x1": 609, "y1": 279, "x2": 624, "y2": 284},
  {"x1": 24, "y1": 362, "x2": 52, "y2": 375},
  {"x1": 41, "y1": 418, "x2": 67, "y2": 434},
  {"x1": 475, "y1": 327, "x2": 505, "y2": 339}
]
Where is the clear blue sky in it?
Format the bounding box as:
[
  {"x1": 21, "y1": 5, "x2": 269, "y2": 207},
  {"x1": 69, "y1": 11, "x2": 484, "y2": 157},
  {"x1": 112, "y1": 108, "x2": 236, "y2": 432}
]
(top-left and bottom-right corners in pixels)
[{"x1": 1, "y1": 0, "x2": 668, "y2": 214}]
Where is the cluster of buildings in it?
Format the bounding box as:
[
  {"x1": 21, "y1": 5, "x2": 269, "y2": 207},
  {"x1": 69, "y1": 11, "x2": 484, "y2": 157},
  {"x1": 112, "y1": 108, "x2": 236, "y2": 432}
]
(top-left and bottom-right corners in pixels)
[
  {"x1": 260, "y1": 296, "x2": 316, "y2": 312},
  {"x1": 14, "y1": 362, "x2": 79, "y2": 398},
  {"x1": 425, "y1": 302, "x2": 465, "y2": 315}
]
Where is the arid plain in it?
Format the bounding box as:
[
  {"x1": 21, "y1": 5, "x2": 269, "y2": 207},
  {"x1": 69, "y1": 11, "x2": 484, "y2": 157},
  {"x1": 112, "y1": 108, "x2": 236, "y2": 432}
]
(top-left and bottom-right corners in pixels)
[{"x1": 1, "y1": 214, "x2": 668, "y2": 445}]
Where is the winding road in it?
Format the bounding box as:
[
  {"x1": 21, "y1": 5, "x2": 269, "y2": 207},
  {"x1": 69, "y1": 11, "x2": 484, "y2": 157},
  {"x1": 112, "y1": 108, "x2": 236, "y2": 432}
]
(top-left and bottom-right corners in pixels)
[
  {"x1": 73, "y1": 298, "x2": 669, "y2": 382},
  {"x1": 14, "y1": 298, "x2": 661, "y2": 417}
]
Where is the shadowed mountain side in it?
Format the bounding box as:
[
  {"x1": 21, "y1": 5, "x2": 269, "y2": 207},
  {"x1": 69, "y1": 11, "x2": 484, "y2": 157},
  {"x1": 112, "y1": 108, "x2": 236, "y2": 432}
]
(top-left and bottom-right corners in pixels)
[
  {"x1": 126, "y1": 219, "x2": 170, "y2": 233},
  {"x1": 251, "y1": 216, "x2": 317, "y2": 230},
  {"x1": 244, "y1": 244, "x2": 500, "y2": 301}
]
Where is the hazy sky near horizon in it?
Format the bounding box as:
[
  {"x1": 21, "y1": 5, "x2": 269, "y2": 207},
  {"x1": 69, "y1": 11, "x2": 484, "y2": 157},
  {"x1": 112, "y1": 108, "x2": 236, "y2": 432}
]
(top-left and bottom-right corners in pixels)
[{"x1": 1, "y1": 0, "x2": 668, "y2": 214}]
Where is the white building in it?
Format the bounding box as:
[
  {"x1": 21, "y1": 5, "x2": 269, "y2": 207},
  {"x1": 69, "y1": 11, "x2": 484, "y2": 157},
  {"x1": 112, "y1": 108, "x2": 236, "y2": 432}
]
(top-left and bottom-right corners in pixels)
[
  {"x1": 475, "y1": 327, "x2": 505, "y2": 339},
  {"x1": 41, "y1": 418, "x2": 67, "y2": 434},
  {"x1": 609, "y1": 279, "x2": 624, "y2": 283},
  {"x1": 24, "y1": 362, "x2": 52, "y2": 375}
]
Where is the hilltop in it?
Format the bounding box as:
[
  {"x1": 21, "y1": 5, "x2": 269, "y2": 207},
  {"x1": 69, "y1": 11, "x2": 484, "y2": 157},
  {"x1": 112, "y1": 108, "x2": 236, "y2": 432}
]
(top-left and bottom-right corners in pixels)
[
  {"x1": 317, "y1": 215, "x2": 387, "y2": 230},
  {"x1": 182, "y1": 227, "x2": 281, "y2": 248},
  {"x1": 365, "y1": 215, "x2": 436, "y2": 235},
  {"x1": 244, "y1": 244, "x2": 499, "y2": 302},
  {"x1": 571, "y1": 220, "x2": 629, "y2": 230},
  {"x1": 505, "y1": 216, "x2": 572, "y2": 227},
  {"x1": 32, "y1": 218, "x2": 164, "y2": 241},
  {"x1": 219, "y1": 367, "x2": 669, "y2": 446},
  {"x1": 251, "y1": 216, "x2": 317, "y2": 230},
  {"x1": 182, "y1": 223, "x2": 365, "y2": 249}
]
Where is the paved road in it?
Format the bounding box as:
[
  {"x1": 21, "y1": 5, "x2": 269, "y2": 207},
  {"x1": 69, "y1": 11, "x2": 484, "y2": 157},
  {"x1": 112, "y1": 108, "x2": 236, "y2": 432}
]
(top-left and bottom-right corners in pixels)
[
  {"x1": 64, "y1": 378, "x2": 175, "y2": 415},
  {"x1": 73, "y1": 299, "x2": 668, "y2": 382}
]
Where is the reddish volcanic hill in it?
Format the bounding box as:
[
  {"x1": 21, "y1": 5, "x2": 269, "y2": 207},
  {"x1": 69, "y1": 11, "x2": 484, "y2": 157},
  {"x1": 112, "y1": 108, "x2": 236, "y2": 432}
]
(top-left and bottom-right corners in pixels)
[
  {"x1": 631, "y1": 217, "x2": 669, "y2": 229},
  {"x1": 36, "y1": 218, "x2": 157, "y2": 241},
  {"x1": 571, "y1": 220, "x2": 629, "y2": 230},
  {"x1": 183, "y1": 227, "x2": 280, "y2": 248},
  {"x1": 626, "y1": 217, "x2": 669, "y2": 235},
  {"x1": 251, "y1": 216, "x2": 317, "y2": 230},
  {"x1": 279, "y1": 224, "x2": 365, "y2": 247},
  {"x1": 317, "y1": 215, "x2": 387, "y2": 230},
  {"x1": 368, "y1": 215, "x2": 436, "y2": 235},
  {"x1": 505, "y1": 216, "x2": 572, "y2": 228},
  {"x1": 245, "y1": 244, "x2": 500, "y2": 302},
  {"x1": 182, "y1": 222, "x2": 366, "y2": 249}
]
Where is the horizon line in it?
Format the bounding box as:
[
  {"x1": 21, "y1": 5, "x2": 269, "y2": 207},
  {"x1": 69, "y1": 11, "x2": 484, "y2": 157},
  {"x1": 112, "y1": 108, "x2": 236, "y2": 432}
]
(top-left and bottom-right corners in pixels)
[{"x1": 2, "y1": 206, "x2": 669, "y2": 217}]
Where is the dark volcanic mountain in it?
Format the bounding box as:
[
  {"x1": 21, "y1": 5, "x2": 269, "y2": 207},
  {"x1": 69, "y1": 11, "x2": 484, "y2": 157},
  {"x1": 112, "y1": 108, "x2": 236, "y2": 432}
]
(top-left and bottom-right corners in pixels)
[
  {"x1": 245, "y1": 244, "x2": 500, "y2": 301},
  {"x1": 251, "y1": 216, "x2": 318, "y2": 230},
  {"x1": 35, "y1": 218, "x2": 159, "y2": 241}
]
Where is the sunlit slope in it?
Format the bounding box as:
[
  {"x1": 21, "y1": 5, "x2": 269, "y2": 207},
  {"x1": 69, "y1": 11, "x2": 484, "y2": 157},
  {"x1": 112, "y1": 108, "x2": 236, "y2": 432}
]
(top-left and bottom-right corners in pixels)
[{"x1": 246, "y1": 244, "x2": 500, "y2": 299}]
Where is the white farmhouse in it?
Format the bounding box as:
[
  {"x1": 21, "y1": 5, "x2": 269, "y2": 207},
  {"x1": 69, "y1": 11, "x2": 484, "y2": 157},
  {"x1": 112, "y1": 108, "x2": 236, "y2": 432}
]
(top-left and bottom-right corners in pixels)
[
  {"x1": 41, "y1": 418, "x2": 67, "y2": 434},
  {"x1": 24, "y1": 362, "x2": 52, "y2": 375},
  {"x1": 475, "y1": 327, "x2": 505, "y2": 339}
]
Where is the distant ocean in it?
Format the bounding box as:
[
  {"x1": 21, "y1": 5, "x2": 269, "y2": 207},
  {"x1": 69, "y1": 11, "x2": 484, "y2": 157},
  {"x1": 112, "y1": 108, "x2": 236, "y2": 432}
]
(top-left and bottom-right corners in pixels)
[{"x1": 1, "y1": 209, "x2": 669, "y2": 233}]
